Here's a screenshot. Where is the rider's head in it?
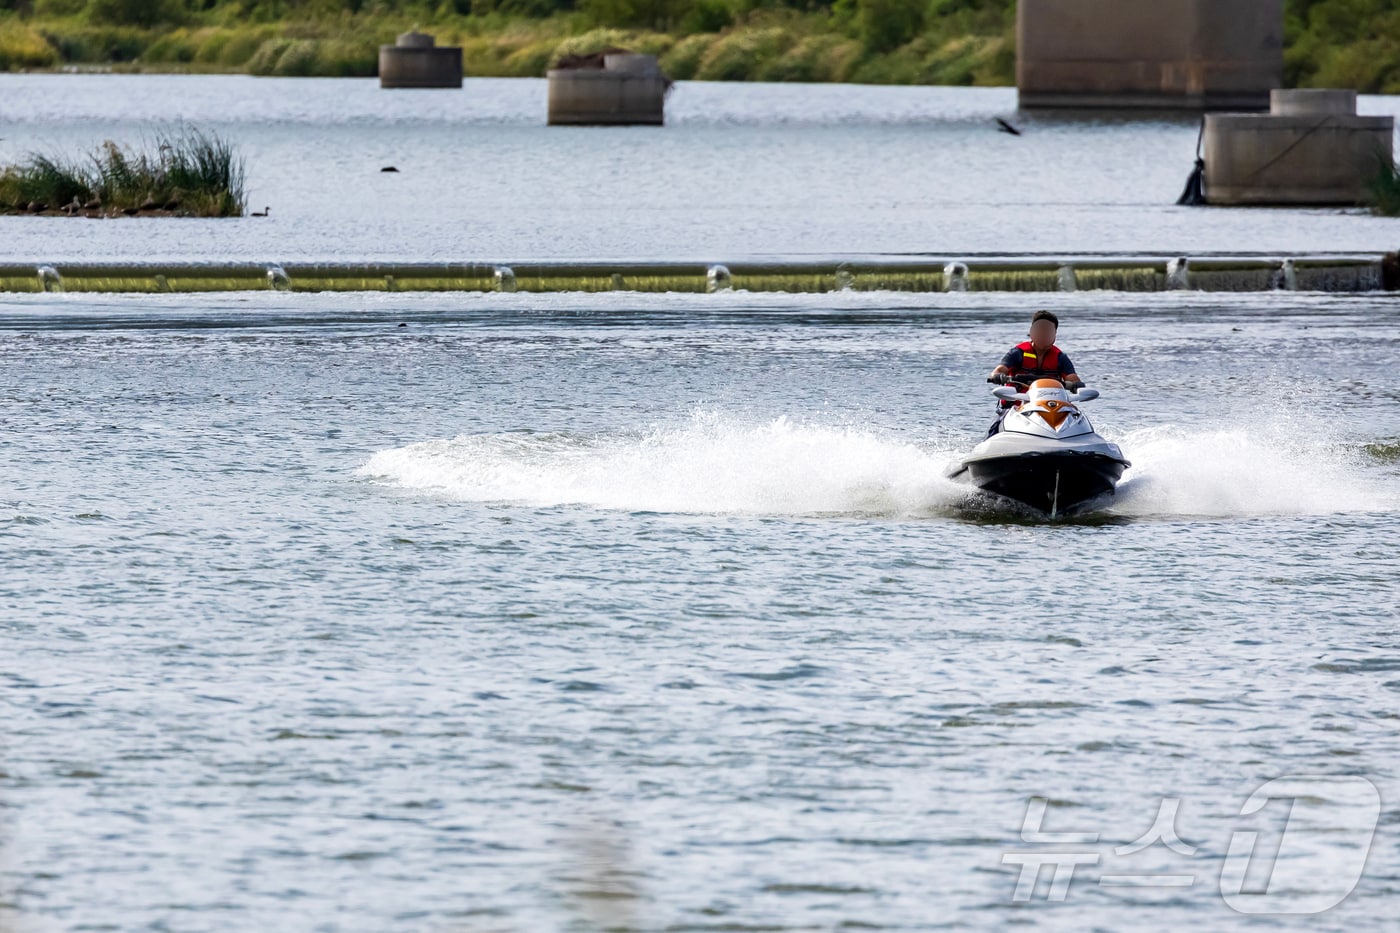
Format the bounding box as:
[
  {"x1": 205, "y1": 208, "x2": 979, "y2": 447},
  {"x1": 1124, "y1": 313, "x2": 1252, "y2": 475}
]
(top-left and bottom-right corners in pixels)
[{"x1": 1028, "y1": 310, "x2": 1058, "y2": 351}]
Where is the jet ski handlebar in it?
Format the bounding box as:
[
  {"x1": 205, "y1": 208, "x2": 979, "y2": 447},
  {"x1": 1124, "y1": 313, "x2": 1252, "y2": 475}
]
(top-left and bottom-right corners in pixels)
[
  {"x1": 989, "y1": 378, "x2": 1100, "y2": 402},
  {"x1": 988, "y1": 374, "x2": 1096, "y2": 394},
  {"x1": 990, "y1": 374, "x2": 1048, "y2": 387}
]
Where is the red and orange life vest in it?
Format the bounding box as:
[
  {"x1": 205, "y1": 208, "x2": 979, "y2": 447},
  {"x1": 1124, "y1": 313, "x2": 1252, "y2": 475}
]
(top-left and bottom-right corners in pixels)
[{"x1": 1009, "y1": 340, "x2": 1063, "y2": 381}]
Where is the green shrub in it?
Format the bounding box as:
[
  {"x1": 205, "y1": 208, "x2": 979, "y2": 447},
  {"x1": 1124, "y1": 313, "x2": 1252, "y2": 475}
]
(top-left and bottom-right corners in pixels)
[
  {"x1": 0, "y1": 21, "x2": 58, "y2": 69},
  {"x1": 459, "y1": 32, "x2": 533, "y2": 75},
  {"x1": 43, "y1": 24, "x2": 146, "y2": 62},
  {"x1": 274, "y1": 38, "x2": 322, "y2": 76},
  {"x1": 0, "y1": 153, "x2": 91, "y2": 208},
  {"x1": 758, "y1": 33, "x2": 861, "y2": 82},
  {"x1": 86, "y1": 0, "x2": 185, "y2": 28},
  {"x1": 1283, "y1": 0, "x2": 1400, "y2": 92},
  {"x1": 658, "y1": 31, "x2": 711, "y2": 78},
  {"x1": 501, "y1": 37, "x2": 553, "y2": 73},
  {"x1": 32, "y1": 0, "x2": 87, "y2": 16},
  {"x1": 582, "y1": 0, "x2": 691, "y2": 31},
  {"x1": 315, "y1": 37, "x2": 377, "y2": 76},
  {"x1": 213, "y1": 28, "x2": 272, "y2": 66},
  {"x1": 1369, "y1": 157, "x2": 1400, "y2": 216},
  {"x1": 142, "y1": 28, "x2": 198, "y2": 63},
  {"x1": 679, "y1": 0, "x2": 731, "y2": 34},
  {"x1": 244, "y1": 36, "x2": 376, "y2": 77},
  {"x1": 550, "y1": 27, "x2": 635, "y2": 60},
  {"x1": 548, "y1": 26, "x2": 672, "y2": 64},
  {"x1": 0, "y1": 127, "x2": 245, "y2": 216},
  {"x1": 245, "y1": 36, "x2": 291, "y2": 73},
  {"x1": 844, "y1": 0, "x2": 922, "y2": 53},
  {"x1": 695, "y1": 25, "x2": 791, "y2": 80},
  {"x1": 190, "y1": 28, "x2": 231, "y2": 63}
]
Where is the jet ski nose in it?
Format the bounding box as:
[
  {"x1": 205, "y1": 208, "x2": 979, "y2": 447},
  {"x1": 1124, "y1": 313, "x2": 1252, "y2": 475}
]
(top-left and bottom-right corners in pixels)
[
  {"x1": 1022, "y1": 380, "x2": 1077, "y2": 428},
  {"x1": 1027, "y1": 379, "x2": 1071, "y2": 403},
  {"x1": 1034, "y1": 402, "x2": 1074, "y2": 430}
]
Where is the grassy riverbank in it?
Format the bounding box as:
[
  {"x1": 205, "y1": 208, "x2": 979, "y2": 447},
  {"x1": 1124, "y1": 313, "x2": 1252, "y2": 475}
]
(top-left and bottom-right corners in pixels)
[
  {"x1": 0, "y1": 10, "x2": 1012, "y2": 85},
  {"x1": 0, "y1": 0, "x2": 1397, "y2": 90}
]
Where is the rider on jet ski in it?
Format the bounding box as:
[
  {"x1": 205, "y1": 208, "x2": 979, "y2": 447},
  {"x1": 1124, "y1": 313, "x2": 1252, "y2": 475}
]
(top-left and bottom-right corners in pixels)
[{"x1": 986, "y1": 310, "x2": 1084, "y2": 435}]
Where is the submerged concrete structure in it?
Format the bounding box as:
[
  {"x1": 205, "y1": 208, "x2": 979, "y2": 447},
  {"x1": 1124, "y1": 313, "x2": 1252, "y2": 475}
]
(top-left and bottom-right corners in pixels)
[
  {"x1": 379, "y1": 30, "x2": 462, "y2": 89},
  {"x1": 1018, "y1": 0, "x2": 1283, "y2": 110},
  {"x1": 1204, "y1": 89, "x2": 1394, "y2": 205},
  {"x1": 547, "y1": 52, "x2": 668, "y2": 126}
]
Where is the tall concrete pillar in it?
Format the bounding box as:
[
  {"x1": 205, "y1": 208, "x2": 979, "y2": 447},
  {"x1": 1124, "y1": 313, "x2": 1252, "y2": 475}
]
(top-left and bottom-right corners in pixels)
[{"x1": 1018, "y1": 0, "x2": 1282, "y2": 110}]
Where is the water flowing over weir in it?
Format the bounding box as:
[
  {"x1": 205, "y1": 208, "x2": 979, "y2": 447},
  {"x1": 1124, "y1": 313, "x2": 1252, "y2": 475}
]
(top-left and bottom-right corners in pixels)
[{"x1": 0, "y1": 254, "x2": 1393, "y2": 294}]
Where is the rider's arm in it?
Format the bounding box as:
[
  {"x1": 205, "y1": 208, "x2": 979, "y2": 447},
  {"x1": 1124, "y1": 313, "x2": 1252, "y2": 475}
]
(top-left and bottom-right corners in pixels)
[
  {"x1": 1057, "y1": 351, "x2": 1082, "y2": 387},
  {"x1": 991, "y1": 348, "x2": 1020, "y2": 380}
]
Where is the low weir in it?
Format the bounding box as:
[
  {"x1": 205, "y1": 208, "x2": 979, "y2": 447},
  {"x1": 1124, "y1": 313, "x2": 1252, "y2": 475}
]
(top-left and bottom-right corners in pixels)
[{"x1": 0, "y1": 255, "x2": 1394, "y2": 295}]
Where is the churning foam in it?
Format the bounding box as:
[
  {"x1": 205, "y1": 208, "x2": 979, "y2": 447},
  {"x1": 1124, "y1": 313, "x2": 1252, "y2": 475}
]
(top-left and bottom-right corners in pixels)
[
  {"x1": 358, "y1": 411, "x2": 962, "y2": 517},
  {"x1": 359, "y1": 410, "x2": 1397, "y2": 520},
  {"x1": 1111, "y1": 424, "x2": 1395, "y2": 518}
]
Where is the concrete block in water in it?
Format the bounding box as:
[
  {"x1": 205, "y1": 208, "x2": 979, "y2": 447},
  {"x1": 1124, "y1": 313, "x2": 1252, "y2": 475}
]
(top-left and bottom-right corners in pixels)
[
  {"x1": 1018, "y1": 0, "x2": 1282, "y2": 110},
  {"x1": 548, "y1": 53, "x2": 667, "y2": 126},
  {"x1": 1203, "y1": 90, "x2": 1395, "y2": 205},
  {"x1": 380, "y1": 30, "x2": 462, "y2": 89}
]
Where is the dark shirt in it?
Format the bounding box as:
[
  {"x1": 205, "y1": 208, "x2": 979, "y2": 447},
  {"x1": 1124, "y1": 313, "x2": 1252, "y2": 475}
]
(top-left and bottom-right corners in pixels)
[{"x1": 1000, "y1": 345, "x2": 1076, "y2": 378}]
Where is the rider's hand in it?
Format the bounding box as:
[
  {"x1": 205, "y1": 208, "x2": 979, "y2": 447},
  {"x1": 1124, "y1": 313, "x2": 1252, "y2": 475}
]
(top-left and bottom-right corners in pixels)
[
  {"x1": 989, "y1": 373, "x2": 1010, "y2": 385},
  {"x1": 1068, "y1": 382, "x2": 1086, "y2": 393}
]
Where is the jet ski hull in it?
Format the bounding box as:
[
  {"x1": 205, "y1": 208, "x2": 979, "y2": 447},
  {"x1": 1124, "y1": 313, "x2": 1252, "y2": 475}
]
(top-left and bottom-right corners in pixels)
[
  {"x1": 961, "y1": 450, "x2": 1127, "y2": 516},
  {"x1": 948, "y1": 379, "x2": 1130, "y2": 518}
]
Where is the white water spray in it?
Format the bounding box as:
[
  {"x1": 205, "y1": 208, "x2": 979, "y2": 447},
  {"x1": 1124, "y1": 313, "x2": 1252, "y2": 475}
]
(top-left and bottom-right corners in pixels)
[{"x1": 360, "y1": 411, "x2": 1397, "y2": 521}]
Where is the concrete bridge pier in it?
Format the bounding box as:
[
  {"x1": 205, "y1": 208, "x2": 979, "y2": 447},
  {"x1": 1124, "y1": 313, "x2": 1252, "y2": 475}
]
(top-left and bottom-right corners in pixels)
[
  {"x1": 1203, "y1": 90, "x2": 1395, "y2": 205},
  {"x1": 1017, "y1": 0, "x2": 1283, "y2": 111},
  {"x1": 379, "y1": 30, "x2": 462, "y2": 89},
  {"x1": 548, "y1": 52, "x2": 668, "y2": 126}
]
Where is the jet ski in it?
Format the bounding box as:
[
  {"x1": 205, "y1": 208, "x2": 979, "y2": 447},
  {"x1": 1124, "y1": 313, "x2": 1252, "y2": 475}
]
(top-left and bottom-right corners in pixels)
[{"x1": 945, "y1": 377, "x2": 1130, "y2": 518}]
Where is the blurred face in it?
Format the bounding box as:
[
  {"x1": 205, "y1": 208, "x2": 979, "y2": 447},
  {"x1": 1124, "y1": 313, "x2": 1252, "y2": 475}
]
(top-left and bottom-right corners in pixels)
[{"x1": 1029, "y1": 319, "x2": 1058, "y2": 349}]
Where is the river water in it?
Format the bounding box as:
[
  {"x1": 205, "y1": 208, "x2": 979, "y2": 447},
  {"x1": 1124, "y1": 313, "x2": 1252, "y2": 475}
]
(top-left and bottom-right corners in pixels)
[
  {"x1": 2, "y1": 76, "x2": 1400, "y2": 932},
  {"x1": 0, "y1": 74, "x2": 1398, "y2": 261}
]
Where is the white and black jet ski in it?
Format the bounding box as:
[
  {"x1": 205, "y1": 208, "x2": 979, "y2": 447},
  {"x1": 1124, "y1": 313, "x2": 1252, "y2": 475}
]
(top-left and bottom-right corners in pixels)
[{"x1": 945, "y1": 377, "x2": 1130, "y2": 518}]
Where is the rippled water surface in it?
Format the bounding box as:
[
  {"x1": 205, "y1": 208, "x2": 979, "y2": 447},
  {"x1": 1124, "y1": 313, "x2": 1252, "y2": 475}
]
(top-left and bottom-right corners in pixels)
[
  {"x1": 0, "y1": 74, "x2": 1398, "y2": 261},
  {"x1": 3, "y1": 73, "x2": 1400, "y2": 931},
  {"x1": 2, "y1": 287, "x2": 1400, "y2": 931}
]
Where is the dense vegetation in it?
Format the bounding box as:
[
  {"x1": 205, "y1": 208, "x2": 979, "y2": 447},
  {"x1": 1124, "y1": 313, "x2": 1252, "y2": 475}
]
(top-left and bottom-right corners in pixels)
[
  {"x1": 1371, "y1": 161, "x2": 1400, "y2": 216},
  {"x1": 0, "y1": 0, "x2": 1397, "y2": 90},
  {"x1": 0, "y1": 128, "x2": 246, "y2": 216}
]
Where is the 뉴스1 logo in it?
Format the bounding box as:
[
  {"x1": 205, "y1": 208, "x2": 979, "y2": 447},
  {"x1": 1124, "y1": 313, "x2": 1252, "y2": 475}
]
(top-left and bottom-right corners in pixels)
[{"x1": 1001, "y1": 775, "x2": 1380, "y2": 914}]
